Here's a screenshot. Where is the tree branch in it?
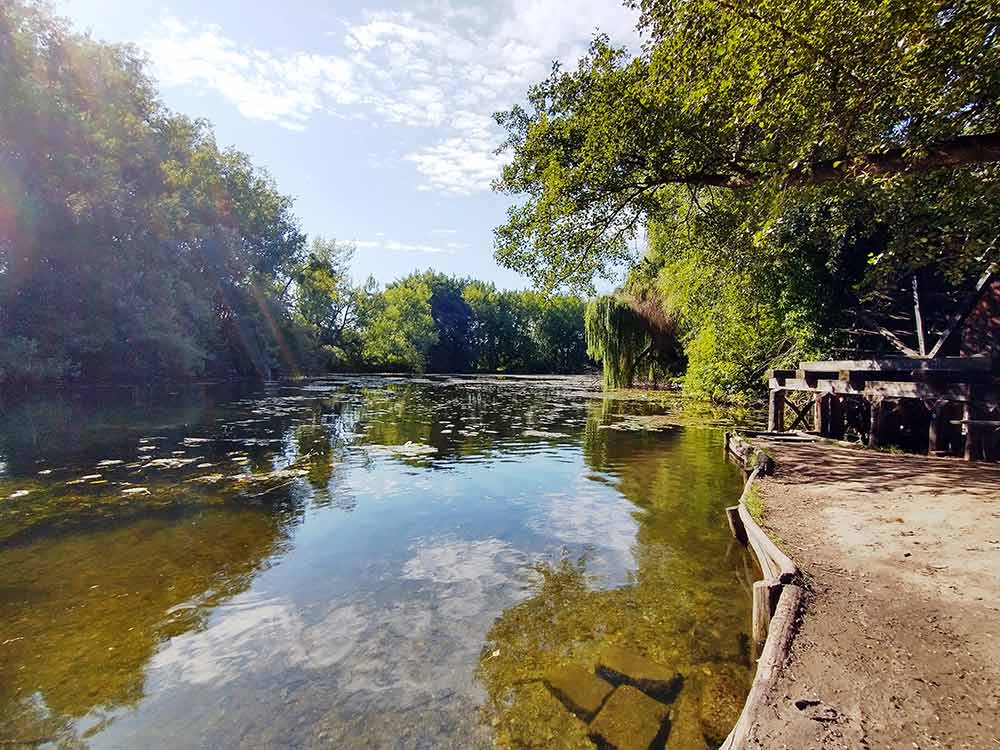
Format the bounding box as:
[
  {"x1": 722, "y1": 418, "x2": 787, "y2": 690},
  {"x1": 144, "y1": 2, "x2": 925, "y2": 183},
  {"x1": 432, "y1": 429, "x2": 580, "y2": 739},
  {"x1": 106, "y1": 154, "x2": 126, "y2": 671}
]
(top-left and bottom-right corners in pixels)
[{"x1": 651, "y1": 133, "x2": 1000, "y2": 190}]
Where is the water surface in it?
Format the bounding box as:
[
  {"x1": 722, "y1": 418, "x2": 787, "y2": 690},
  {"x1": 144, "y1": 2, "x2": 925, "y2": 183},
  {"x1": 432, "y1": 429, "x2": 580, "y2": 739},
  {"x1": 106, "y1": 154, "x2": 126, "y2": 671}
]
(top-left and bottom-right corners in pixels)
[{"x1": 0, "y1": 376, "x2": 753, "y2": 749}]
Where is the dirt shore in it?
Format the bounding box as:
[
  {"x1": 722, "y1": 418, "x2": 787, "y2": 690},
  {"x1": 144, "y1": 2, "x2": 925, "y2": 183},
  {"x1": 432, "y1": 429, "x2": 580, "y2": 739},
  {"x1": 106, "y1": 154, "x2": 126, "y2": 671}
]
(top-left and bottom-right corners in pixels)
[{"x1": 746, "y1": 441, "x2": 1000, "y2": 750}]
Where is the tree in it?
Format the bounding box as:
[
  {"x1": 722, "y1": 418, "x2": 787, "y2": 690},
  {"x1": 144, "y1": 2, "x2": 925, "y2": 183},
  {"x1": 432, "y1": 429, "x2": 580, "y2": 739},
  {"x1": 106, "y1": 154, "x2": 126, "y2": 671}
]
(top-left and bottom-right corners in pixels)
[
  {"x1": 293, "y1": 238, "x2": 376, "y2": 366},
  {"x1": 494, "y1": 1, "x2": 1000, "y2": 291},
  {"x1": 362, "y1": 278, "x2": 438, "y2": 372},
  {"x1": 0, "y1": 0, "x2": 307, "y2": 384}
]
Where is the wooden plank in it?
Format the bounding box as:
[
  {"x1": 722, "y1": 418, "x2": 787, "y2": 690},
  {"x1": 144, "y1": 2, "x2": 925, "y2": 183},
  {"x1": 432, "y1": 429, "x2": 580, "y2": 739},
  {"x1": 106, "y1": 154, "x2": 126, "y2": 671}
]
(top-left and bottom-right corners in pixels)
[
  {"x1": 738, "y1": 504, "x2": 797, "y2": 583},
  {"x1": 785, "y1": 396, "x2": 813, "y2": 431},
  {"x1": 865, "y1": 380, "x2": 971, "y2": 401},
  {"x1": 779, "y1": 377, "x2": 975, "y2": 401},
  {"x1": 799, "y1": 357, "x2": 992, "y2": 372}
]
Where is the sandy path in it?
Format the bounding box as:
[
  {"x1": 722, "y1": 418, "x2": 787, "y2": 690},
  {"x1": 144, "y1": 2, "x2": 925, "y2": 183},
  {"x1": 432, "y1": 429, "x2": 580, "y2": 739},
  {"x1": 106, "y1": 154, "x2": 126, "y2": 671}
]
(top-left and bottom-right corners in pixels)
[{"x1": 748, "y1": 441, "x2": 1000, "y2": 750}]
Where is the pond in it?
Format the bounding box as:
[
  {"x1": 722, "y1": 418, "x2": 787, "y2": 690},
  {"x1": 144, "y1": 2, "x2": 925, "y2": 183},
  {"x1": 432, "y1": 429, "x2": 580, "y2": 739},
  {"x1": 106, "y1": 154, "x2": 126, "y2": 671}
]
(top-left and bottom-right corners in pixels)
[{"x1": 0, "y1": 376, "x2": 755, "y2": 749}]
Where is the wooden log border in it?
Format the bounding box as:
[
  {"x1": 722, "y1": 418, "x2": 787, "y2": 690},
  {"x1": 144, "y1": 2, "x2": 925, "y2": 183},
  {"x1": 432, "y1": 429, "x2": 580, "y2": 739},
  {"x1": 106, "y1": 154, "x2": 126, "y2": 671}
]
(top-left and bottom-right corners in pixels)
[{"x1": 719, "y1": 432, "x2": 805, "y2": 750}]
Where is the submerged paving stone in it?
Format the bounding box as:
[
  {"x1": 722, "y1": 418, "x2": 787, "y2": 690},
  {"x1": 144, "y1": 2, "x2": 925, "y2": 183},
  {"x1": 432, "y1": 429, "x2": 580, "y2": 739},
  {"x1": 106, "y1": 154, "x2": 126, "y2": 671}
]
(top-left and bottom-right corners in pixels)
[
  {"x1": 696, "y1": 662, "x2": 751, "y2": 744},
  {"x1": 500, "y1": 682, "x2": 596, "y2": 750},
  {"x1": 597, "y1": 645, "x2": 682, "y2": 702},
  {"x1": 588, "y1": 685, "x2": 670, "y2": 750},
  {"x1": 666, "y1": 679, "x2": 710, "y2": 750},
  {"x1": 544, "y1": 663, "x2": 614, "y2": 720}
]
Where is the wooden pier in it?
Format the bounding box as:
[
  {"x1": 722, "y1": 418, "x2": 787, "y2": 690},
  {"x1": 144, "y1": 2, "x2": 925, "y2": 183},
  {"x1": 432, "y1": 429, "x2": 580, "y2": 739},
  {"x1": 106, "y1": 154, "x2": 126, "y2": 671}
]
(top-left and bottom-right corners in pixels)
[{"x1": 767, "y1": 268, "x2": 999, "y2": 461}]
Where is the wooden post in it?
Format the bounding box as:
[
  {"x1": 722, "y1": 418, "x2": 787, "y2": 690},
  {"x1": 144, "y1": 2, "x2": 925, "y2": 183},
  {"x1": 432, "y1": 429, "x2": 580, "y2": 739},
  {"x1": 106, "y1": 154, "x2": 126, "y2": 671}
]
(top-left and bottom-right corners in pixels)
[
  {"x1": 751, "y1": 580, "x2": 782, "y2": 656},
  {"x1": 964, "y1": 403, "x2": 976, "y2": 461},
  {"x1": 928, "y1": 401, "x2": 946, "y2": 455},
  {"x1": 868, "y1": 397, "x2": 884, "y2": 448},
  {"x1": 829, "y1": 395, "x2": 845, "y2": 439},
  {"x1": 813, "y1": 393, "x2": 833, "y2": 437},
  {"x1": 768, "y1": 389, "x2": 785, "y2": 432}
]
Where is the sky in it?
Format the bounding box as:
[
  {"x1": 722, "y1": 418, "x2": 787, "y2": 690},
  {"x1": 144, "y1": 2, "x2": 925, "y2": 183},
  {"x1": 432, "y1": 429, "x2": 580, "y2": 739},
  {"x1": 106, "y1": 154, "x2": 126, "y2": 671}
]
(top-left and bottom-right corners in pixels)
[{"x1": 54, "y1": 0, "x2": 642, "y2": 289}]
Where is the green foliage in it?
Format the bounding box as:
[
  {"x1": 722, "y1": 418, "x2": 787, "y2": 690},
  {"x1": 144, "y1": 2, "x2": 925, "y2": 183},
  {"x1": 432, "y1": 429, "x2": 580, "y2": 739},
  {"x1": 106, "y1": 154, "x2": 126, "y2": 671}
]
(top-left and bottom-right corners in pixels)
[
  {"x1": 494, "y1": 0, "x2": 1000, "y2": 396},
  {"x1": 463, "y1": 282, "x2": 588, "y2": 373},
  {"x1": 494, "y1": 1, "x2": 1000, "y2": 292},
  {"x1": 584, "y1": 296, "x2": 651, "y2": 389},
  {"x1": 0, "y1": 1, "x2": 593, "y2": 385},
  {"x1": 0, "y1": 1, "x2": 307, "y2": 384},
  {"x1": 362, "y1": 278, "x2": 439, "y2": 372}
]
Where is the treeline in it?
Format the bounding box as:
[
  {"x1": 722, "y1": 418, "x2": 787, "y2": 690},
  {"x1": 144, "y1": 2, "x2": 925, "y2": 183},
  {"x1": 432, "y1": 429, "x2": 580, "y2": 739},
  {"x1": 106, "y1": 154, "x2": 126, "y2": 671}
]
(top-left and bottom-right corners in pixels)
[
  {"x1": 292, "y1": 248, "x2": 588, "y2": 374},
  {"x1": 497, "y1": 0, "x2": 1000, "y2": 400},
  {"x1": 0, "y1": 2, "x2": 589, "y2": 386}
]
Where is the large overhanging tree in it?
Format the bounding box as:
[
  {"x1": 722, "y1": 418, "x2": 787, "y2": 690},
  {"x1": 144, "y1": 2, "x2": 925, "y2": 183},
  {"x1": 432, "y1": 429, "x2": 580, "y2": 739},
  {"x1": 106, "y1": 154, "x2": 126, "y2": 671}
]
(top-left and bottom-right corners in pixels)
[{"x1": 493, "y1": 0, "x2": 1000, "y2": 291}]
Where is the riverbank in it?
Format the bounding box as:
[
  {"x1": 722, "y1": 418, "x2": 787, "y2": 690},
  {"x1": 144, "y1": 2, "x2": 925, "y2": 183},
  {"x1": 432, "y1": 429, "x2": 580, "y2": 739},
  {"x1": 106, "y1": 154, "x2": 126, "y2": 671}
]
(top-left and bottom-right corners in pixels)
[{"x1": 747, "y1": 440, "x2": 1000, "y2": 749}]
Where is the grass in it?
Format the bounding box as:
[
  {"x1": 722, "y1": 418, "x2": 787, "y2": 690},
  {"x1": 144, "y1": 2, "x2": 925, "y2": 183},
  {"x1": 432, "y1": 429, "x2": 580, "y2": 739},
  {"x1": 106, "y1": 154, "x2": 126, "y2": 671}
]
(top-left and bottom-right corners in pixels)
[{"x1": 745, "y1": 484, "x2": 765, "y2": 524}]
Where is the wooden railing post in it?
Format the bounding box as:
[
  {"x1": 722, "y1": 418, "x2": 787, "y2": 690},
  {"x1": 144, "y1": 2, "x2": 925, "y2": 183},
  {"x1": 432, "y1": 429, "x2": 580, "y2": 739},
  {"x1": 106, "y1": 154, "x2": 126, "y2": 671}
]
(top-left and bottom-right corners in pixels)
[
  {"x1": 768, "y1": 389, "x2": 785, "y2": 432},
  {"x1": 868, "y1": 397, "x2": 885, "y2": 448}
]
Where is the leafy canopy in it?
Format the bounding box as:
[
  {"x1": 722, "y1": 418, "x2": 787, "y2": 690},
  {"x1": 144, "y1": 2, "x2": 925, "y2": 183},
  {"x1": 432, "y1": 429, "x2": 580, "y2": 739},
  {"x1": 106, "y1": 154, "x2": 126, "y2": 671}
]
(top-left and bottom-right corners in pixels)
[{"x1": 493, "y1": 0, "x2": 1000, "y2": 291}]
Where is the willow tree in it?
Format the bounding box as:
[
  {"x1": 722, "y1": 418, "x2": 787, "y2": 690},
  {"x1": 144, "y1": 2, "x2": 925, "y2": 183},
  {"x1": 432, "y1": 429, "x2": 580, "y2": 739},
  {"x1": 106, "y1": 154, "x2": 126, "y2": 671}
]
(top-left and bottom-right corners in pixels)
[{"x1": 585, "y1": 296, "x2": 652, "y2": 388}]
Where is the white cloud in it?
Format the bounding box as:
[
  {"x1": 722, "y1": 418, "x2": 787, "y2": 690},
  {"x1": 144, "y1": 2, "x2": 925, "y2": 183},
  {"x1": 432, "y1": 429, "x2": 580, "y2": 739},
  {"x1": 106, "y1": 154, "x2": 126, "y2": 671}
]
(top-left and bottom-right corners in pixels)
[
  {"x1": 353, "y1": 239, "x2": 454, "y2": 254},
  {"x1": 143, "y1": 1, "x2": 642, "y2": 191}
]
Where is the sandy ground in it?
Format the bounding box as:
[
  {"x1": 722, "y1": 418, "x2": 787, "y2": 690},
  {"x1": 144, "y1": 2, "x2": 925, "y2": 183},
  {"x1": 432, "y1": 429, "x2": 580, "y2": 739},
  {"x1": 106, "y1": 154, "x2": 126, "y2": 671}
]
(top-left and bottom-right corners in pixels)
[{"x1": 747, "y1": 441, "x2": 1000, "y2": 750}]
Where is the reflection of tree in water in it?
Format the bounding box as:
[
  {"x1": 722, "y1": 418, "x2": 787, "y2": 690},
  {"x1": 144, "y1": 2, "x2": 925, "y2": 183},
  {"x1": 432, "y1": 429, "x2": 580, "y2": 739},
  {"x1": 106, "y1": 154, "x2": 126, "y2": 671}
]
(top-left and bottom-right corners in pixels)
[
  {"x1": 294, "y1": 422, "x2": 335, "y2": 491},
  {"x1": 0, "y1": 505, "x2": 293, "y2": 746},
  {"x1": 479, "y1": 412, "x2": 755, "y2": 749},
  {"x1": 355, "y1": 381, "x2": 589, "y2": 465}
]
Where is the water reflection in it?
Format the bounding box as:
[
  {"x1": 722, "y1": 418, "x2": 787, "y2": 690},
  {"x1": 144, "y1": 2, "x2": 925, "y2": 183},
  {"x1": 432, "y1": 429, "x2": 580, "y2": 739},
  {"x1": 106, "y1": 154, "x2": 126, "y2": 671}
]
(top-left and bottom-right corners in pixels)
[{"x1": 0, "y1": 376, "x2": 753, "y2": 748}]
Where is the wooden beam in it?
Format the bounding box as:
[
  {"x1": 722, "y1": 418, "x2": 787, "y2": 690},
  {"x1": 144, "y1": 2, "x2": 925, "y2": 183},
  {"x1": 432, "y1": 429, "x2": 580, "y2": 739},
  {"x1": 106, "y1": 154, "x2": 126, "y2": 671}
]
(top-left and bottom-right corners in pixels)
[
  {"x1": 927, "y1": 264, "x2": 998, "y2": 359},
  {"x1": 785, "y1": 396, "x2": 812, "y2": 430},
  {"x1": 912, "y1": 275, "x2": 927, "y2": 356},
  {"x1": 775, "y1": 377, "x2": 975, "y2": 401}
]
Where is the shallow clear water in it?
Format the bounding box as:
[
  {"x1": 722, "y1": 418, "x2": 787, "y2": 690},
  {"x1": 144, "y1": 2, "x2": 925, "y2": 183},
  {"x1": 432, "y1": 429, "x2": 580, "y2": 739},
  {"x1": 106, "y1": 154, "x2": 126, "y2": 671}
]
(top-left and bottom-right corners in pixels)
[{"x1": 0, "y1": 376, "x2": 754, "y2": 749}]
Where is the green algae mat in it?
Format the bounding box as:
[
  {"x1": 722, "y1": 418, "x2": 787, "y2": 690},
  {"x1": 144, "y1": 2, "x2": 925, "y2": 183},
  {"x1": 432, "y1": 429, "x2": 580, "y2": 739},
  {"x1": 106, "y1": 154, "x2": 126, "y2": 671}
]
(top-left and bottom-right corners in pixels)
[{"x1": 0, "y1": 376, "x2": 754, "y2": 748}]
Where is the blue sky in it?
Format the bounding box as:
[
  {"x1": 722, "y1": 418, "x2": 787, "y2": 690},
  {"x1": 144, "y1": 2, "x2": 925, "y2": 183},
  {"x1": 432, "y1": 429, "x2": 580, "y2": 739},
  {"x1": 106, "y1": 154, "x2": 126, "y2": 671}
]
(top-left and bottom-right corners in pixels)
[{"x1": 55, "y1": 0, "x2": 641, "y2": 289}]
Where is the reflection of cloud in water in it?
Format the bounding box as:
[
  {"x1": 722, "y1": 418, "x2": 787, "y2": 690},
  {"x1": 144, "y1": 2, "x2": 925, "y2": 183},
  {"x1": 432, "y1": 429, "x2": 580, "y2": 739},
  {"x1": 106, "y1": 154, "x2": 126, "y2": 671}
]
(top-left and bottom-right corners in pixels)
[
  {"x1": 150, "y1": 595, "x2": 366, "y2": 685},
  {"x1": 143, "y1": 536, "x2": 532, "y2": 730},
  {"x1": 532, "y1": 480, "x2": 640, "y2": 582}
]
